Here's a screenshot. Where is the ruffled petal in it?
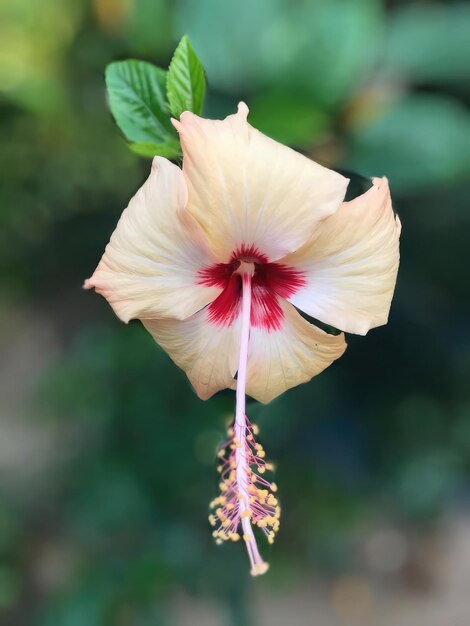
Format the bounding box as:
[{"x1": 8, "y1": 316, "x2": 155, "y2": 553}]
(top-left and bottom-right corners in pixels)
[
  {"x1": 284, "y1": 177, "x2": 401, "y2": 335},
  {"x1": 173, "y1": 103, "x2": 349, "y2": 262},
  {"x1": 85, "y1": 157, "x2": 220, "y2": 322},
  {"x1": 143, "y1": 309, "x2": 242, "y2": 401},
  {"x1": 244, "y1": 300, "x2": 347, "y2": 404}
]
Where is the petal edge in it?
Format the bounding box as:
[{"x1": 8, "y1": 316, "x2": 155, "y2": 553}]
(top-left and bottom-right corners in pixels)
[{"x1": 284, "y1": 177, "x2": 401, "y2": 335}]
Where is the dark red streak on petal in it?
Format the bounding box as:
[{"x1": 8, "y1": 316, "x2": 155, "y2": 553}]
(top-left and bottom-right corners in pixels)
[
  {"x1": 198, "y1": 262, "x2": 233, "y2": 288},
  {"x1": 230, "y1": 244, "x2": 269, "y2": 265},
  {"x1": 254, "y1": 263, "x2": 307, "y2": 300},
  {"x1": 250, "y1": 285, "x2": 284, "y2": 332},
  {"x1": 198, "y1": 244, "x2": 306, "y2": 332},
  {"x1": 206, "y1": 273, "x2": 242, "y2": 326}
]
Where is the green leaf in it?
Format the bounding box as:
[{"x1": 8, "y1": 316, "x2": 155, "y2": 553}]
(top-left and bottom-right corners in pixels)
[
  {"x1": 129, "y1": 141, "x2": 181, "y2": 159},
  {"x1": 105, "y1": 60, "x2": 178, "y2": 148},
  {"x1": 167, "y1": 35, "x2": 206, "y2": 118}
]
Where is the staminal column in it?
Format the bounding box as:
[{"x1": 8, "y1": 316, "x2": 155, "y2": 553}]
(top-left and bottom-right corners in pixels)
[{"x1": 234, "y1": 265, "x2": 269, "y2": 576}]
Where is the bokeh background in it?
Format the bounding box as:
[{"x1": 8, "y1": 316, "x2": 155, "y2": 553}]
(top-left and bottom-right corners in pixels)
[{"x1": 1, "y1": 0, "x2": 470, "y2": 624}]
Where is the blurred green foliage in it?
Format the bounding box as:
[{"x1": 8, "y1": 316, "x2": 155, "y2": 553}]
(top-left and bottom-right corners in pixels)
[{"x1": 0, "y1": 0, "x2": 469, "y2": 625}]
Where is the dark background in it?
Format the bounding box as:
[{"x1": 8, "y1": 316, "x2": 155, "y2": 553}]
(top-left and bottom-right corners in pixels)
[{"x1": 1, "y1": 0, "x2": 469, "y2": 624}]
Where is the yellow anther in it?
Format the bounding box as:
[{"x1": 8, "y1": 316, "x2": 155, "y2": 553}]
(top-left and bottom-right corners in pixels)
[
  {"x1": 219, "y1": 496, "x2": 227, "y2": 505},
  {"x1": 241, "y1": 510, "x2": 252, "y2": 519},
  {"x1": 265, "y1": 463, "x2": 274, "y2": 471},
  {"x1": 258, "y1": 466, "x2": 266, "y2": 474},
  {"x1": 222, "y1": 519, "x2": 231, "y2": 528},
  {"x1": 216, "y1": 539, "x2": 223, "y2": 545},
  {"x1": 271, "y1": 483, "x2": 278, "y2": 493},
  {"x1": 226, "y1": 503, "x2": 234, "y2": 511},
  {"x1": 229, "y1": 533, "x2": 240, "y2": 542},
  {"x1": 208, "y1": 515, "x2": 216, "y2": 526},
  {"x1": 227, "y1": 427, "x2": 234, "y2": 436},
  {"x1": 217, "y1": 465, "x2": 223, "y2": 473},
  {"x1": 252, "y1": 424, "x2": 260, "y2": 435},
  {"x1": 243, "y1": 534, "x2": 251, "y2": 542},
  {"x1": 258, "y1": 450, "x2": 266, "y2": 458}
]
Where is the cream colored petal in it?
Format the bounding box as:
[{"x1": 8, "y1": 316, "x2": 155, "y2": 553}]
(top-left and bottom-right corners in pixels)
[
  {"x1": 284, "y1": 177, "x2": 401, "y2": 335},
  {"x1": 143, "y1": 310, "x2": 242, "y2": 401},
  {"x1": 173, "y1": 103, "x2": 349, "y2": 262},
  {"x1": 84, "y1": 157, "x2": 220, "y2": 322},
  {"x1": 244, "y1": 300, "x2": 347, "y2": 404}
]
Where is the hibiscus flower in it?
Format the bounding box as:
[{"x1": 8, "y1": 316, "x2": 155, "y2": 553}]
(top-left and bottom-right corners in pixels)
[{"x1": 85, "y1": 102, "x2": 401, "y2": 575}]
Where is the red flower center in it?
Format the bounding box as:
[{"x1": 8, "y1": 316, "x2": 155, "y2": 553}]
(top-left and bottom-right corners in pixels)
[{"x1": 198, "y1": 244, "x2": 306, "y2": 331}]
